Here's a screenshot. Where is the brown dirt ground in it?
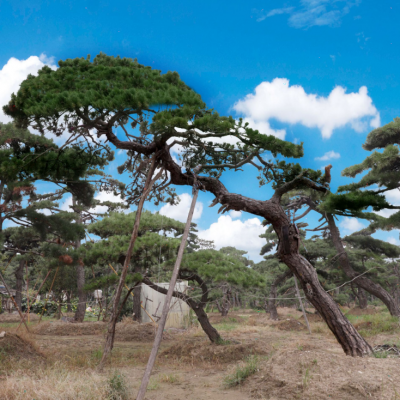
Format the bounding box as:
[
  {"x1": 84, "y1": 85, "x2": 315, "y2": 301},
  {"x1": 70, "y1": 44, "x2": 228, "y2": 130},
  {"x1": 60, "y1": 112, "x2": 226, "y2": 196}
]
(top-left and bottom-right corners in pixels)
[{"x1": 1, "y1": 308, "x2": 400, "y2": 400}]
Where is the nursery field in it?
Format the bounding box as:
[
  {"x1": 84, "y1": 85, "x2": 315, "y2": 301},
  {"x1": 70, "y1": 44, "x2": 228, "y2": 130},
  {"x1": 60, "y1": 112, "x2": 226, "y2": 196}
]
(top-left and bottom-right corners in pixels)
[{"x1": 1, "y1": 307, "x2": 400, "y2": 400}]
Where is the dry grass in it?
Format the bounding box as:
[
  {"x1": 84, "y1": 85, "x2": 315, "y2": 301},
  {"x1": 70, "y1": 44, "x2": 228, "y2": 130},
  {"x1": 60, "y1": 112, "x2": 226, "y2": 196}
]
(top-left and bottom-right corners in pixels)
[
  {"x1": 0, "y1": 365, "x2": 134, "y2": 400},
  {"x1": 1, "y1": 307, "x2": 400, "y2": 400},
  {"x1": 32, "y1": 321, "x2": 106, "y2": 336},
  {"x1": 0, "y1": 313, "x2": 40, "y2": 323}
]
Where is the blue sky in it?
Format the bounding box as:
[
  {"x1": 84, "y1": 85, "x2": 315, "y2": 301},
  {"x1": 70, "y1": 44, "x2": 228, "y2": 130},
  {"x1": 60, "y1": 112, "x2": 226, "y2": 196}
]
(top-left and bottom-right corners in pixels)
[{"x1": 0, "y1": 0, "x2": 399, "y2": 260}]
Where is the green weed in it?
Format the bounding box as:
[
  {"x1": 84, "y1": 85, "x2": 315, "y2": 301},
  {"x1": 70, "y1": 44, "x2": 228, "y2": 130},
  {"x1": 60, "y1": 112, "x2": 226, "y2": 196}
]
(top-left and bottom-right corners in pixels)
[
  {"x1": 106, "y1": 370, "x2": 128, "y2": 400},
  {"x1": 223, "y1": 355, "x2": 259, "y2": 388}
]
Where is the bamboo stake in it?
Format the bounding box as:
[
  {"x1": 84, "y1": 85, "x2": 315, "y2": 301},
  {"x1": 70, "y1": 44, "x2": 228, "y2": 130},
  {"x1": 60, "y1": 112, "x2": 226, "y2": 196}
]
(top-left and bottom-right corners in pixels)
[
  {"x1": 16, "y1": 269, "x2": 52, "y2": 331},
  {"x1": 38, "y1": 267, "x2": 59, "y2": 324},
  {"x1": 98, "y1": 159, "x2": 164, "y2": 371},
  {"x1": 293, "y1": 275, "x2": 311, "y2": 334},
  {"x1": 0, "y1": 270, "x2": 30, "y2": 332},
  {"x1": 108, "y1": 263, "x2": 156, "y2": 323},
  {"x1": 136, "y1": 186, "x2": 199, "y2": 400}
]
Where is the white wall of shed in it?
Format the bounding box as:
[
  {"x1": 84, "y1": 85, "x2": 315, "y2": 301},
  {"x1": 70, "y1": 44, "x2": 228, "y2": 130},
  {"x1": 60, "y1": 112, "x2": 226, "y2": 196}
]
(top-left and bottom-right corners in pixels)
[{"x1": 140, "y1": 281, "x2": 190, "y2": 328}]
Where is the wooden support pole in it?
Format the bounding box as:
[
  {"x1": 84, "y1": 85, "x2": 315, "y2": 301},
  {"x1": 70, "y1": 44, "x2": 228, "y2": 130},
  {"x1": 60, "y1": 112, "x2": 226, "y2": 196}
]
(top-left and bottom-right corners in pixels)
[
  {"x1": 98, "y1": 159, "x2": 163, "y2": 371},
  {"x1": 0, "y1": 270, "x2": 30, "y2": 333},
  {"x1": 136, "y1": 187, "x2": 199, "y2": 400},
  {"x1": 16, "y1": 269, "x2": 52, "y2": 331},
  {"x1": 293, "y1": 275, "x2": 311, "y2": 334},
  {"x1": 39, "y1": 267, "x2": 59, "y2": 324}
]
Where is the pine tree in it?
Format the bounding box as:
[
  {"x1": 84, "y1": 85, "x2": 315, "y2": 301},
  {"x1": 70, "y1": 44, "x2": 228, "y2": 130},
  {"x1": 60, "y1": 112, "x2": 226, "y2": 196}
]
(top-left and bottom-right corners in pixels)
[{"x1": 4, "y1": 53, "x2": 372, "y2": 356}]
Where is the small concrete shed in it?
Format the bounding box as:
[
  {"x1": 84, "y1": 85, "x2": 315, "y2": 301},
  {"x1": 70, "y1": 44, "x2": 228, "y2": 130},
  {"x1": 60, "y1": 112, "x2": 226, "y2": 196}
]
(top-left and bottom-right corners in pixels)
[{"x1": 140, "y1": 281, "x2": 190, "y2": 328}]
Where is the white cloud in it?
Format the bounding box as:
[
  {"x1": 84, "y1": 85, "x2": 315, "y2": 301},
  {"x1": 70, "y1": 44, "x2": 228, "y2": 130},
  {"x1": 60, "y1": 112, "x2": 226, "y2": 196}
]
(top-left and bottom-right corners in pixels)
[
  {"x1": 159, "y1": 193, "x2": 203, "y2": 222},
  {"x1": 387, "y1": 236, "x2": 398, "y2": 245},
  {"x1": 229, "y1": 210, "x2": 242, "y2": 219},
  {"x1": 315, "y1": 150, "x2": 341, "y2": 161},
  {"x1": 383, "y1": 189, "x2": 400, "y2": 205},
  {"x1": 262, "y1": 0, "x2": 359, "y2": 29},
  {"x1": 375, "y1": 189, "x2": 400, "y2": 218},
  {"x1": 234, "y1": 78, "x2": 380, "y2": 139},
  {"x1": 256, "y1": 7, "x2": 294, "y2": 22},
  {"x1": 0, "y1": 54, "x2": 57, "y2": 124},
  {"x1": 242, "y1": 118, "x2": 286, "y2": 140},
  {"x1": 60, "y1": 192, "x2": 127, "y2": 214},
  {"x1": 376, "y1": 209, "x2": 397, "y2": 218},
  {"x1": 198, "y1": 215, "x2": 265, "y2": 260},
  {"x1": 339, "y1": 217, "x2": 365, "y2": 233}
]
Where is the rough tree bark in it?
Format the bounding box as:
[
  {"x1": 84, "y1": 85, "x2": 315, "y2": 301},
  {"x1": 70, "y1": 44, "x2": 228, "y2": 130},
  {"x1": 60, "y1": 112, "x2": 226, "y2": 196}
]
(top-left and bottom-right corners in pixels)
[
  {"x1": 326, "y1": 213, "x2": 400, "y2": 317},
  {"x1": 358, "y1": 287, "x2": 368, "y2": 309},
  {"x1": 14, "y1": 259, "x2": 25, "y2": 311},
  {"x1": 217, "y1": 285, "x2": 231, "y2": 317},
  {"x1": 66, "y1": 291, "x2": 72, "y2": 312},
  {"x1": 133, "y1": 284, "x2": 142, "y2": 322},
  {"x1": 100, "y1": 130, "x2": 373, "y2": 356},
  {"x1": 73, "y1": 197, "x2": 86, "y2": 322}
]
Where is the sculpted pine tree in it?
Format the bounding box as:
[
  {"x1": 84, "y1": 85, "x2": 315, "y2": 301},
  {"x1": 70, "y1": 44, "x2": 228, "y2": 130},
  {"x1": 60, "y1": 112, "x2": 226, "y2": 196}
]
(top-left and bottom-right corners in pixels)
[
  {"x1": 283, "y1": 187, "x2": 400, "y2": 317},
  {"x1": 318, "y1": 119, "x2": 400, "y2": 316},
  {"x1": 5, "y1": 53, "x2": 372, "y2": 356}
]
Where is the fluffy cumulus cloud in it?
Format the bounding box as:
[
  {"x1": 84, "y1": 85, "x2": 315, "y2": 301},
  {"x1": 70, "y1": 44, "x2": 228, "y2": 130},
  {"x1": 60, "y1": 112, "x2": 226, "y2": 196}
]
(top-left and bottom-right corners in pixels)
[
  {"x1": 159, "y1": 193, "x2": 203, "y2": 222},
  {"x1": 229, "y1": 210, "x2": 242, "y2": 219},
  {"x1": 198, "y1": 215, "x2": 265, "y2": 260},
  {"x1": 315, "y1": 150, "x2": 341, "y2": 161},
  {"x1": 0, "y1": 54, "x2": 57, "y2": 123},
  {"x1": 234, "y1": 78, "x2": 380, "y2": 139},
  {"x1": 339, "y1": 217, "x2": 365, "y2": 234}
]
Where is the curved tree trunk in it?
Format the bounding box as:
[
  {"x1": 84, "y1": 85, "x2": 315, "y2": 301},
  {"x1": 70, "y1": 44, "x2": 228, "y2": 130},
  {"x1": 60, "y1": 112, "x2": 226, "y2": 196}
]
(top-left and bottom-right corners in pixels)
[
  {"x1": 14, "y1": 259, "x2": 25, "y2": 311},
  {"x1": 270, "y1": 203, "x2": 372, "y2": 356},
  {"x1": 142, "y1": 277, "x2": 222, "y2": 343},
  {"x1": 326, "y1": 214, "x2": 400, "y2": 317}
]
